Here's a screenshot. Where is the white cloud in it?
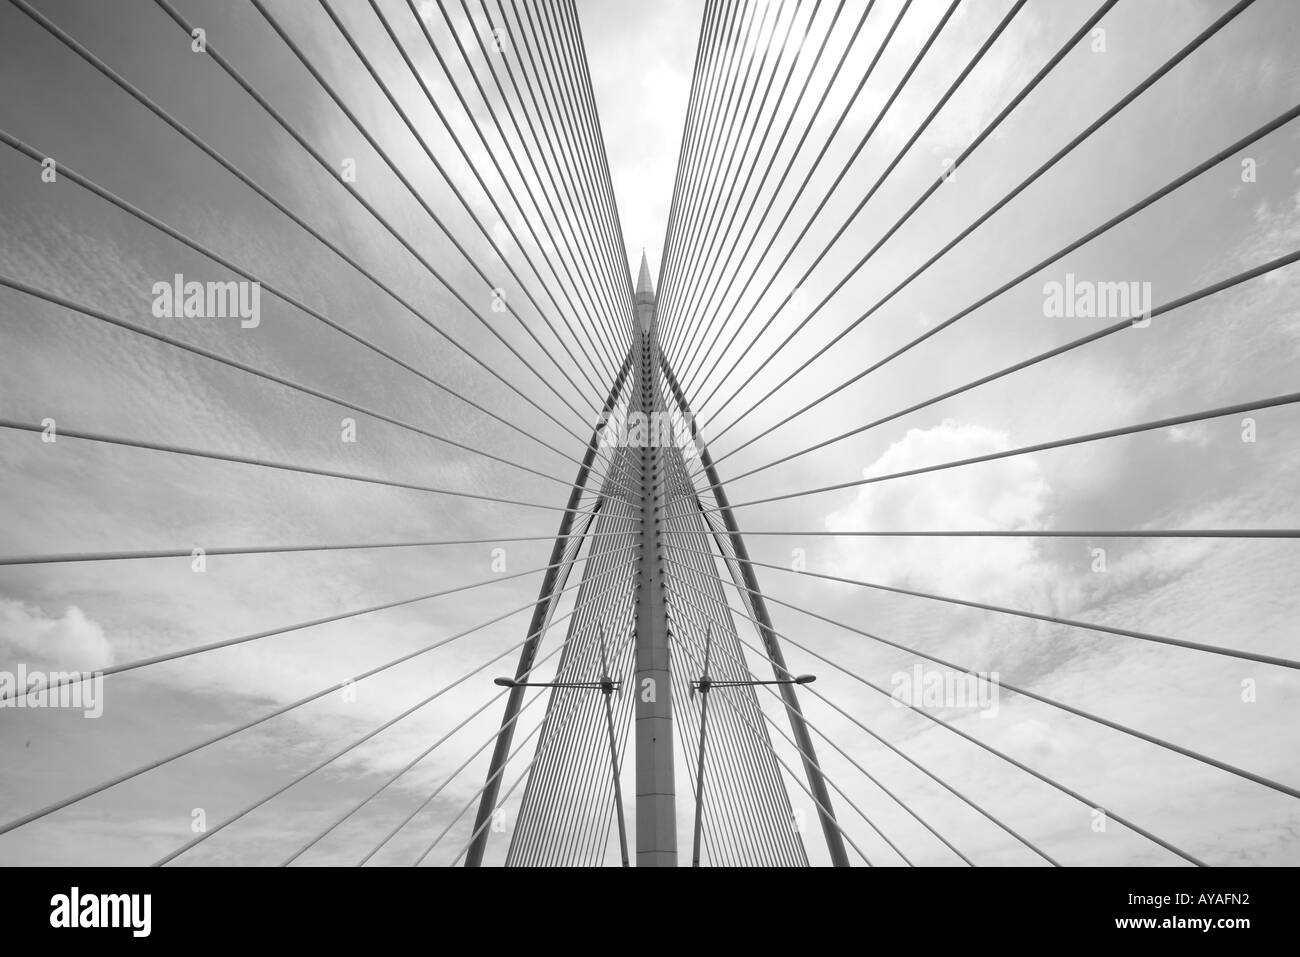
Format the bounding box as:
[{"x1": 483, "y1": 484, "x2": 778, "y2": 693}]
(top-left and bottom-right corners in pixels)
[
  {"x1": 1166, "y1": 423, "x2": 1211, "y2": 447},
  {"x1": 825, "y1": 419, "x2": 1051, "y2": 601},
  {"x1": 0, "y1": 599, "x2": 114, "y2": 671}
]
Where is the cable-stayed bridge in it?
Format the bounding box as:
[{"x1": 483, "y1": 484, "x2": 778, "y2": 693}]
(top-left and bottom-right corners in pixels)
[{"x1": 0, "y1": 0, "x2": 1297, "y2": 868}]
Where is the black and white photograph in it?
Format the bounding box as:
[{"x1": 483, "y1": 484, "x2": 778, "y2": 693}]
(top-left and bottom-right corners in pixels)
[{"x1": 0, "y1": 0, "x2": 1295, "y2": 937}]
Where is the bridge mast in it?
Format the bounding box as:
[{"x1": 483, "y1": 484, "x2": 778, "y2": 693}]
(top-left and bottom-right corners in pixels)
[{"x1": 632, "y1": 253, "x2": 677, "y2": 866}]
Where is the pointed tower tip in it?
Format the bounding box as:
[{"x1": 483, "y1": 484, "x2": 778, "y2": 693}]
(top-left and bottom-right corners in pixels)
[{"x1": 636, "y1": 250, "x2": 654, "y2": 299}]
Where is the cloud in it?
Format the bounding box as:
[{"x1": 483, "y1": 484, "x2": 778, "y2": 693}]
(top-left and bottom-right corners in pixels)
[
  {"x1": 824, "y1": 419, "x2": 1051, "y2": 601},
  {"x1": 1166, "y1": 423, "x2": 1211, "y2": 447},
  {"x1": 0, "y1": 599, "x2": 115, "y2": 671}
]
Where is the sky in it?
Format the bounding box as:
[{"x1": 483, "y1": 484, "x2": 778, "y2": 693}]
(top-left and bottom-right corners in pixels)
[{"x1": 0, "y1": 0, "x2": 1298, "y2": 868}]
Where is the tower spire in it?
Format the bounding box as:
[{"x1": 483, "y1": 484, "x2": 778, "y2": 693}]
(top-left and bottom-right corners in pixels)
[
  {"x1": 636, "y1": 251, "x2": 656, "y2": 332},
  {"x1": 632, "y1": 247, "x2": 674, "y2": 867},
  {"x1": 636, "y1": 249, "x2": 654, "y2": 298}
]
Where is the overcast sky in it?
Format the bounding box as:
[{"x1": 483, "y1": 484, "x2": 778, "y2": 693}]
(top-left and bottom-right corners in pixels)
[{"x1": 1, "y1": 0, "x2": 1297, "y2": 867}]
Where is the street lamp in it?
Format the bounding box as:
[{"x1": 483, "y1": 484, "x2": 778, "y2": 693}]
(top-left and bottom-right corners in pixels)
[
  {"x1": 494, "y1": 677, "x2": 618, "y2": 691},
  {"x1": 688, "y1": 626, "x2": 815, "y2": 867},
  {"x1": 493, "y1": 622, "x2": 629, "y2": 866}
]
